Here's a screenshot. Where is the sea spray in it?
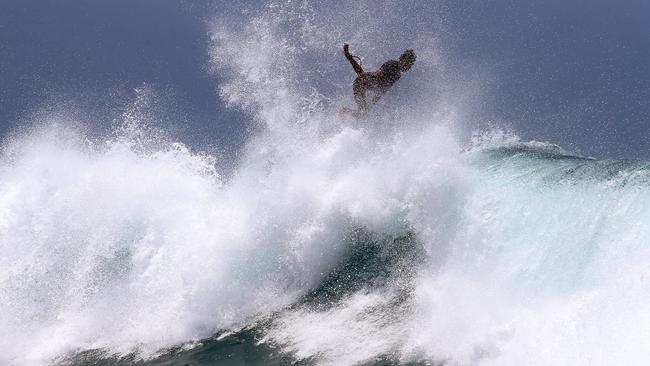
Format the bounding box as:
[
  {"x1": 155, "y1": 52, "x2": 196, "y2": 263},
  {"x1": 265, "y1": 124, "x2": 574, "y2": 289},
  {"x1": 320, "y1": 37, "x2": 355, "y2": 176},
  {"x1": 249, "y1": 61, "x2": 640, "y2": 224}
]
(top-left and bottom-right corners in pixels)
[
  {"x1": 0, "y1": 1, "x2": 469, "y2": 364},
  {"x1": 0, "y1": 85, "x2": 464, "y2": 365},
  {"x1": 7, "y1": 1, "x2": 650, "y2": 365},
  {"x1": 205, "y1": 5, "x2": 650, "y2": 364}
]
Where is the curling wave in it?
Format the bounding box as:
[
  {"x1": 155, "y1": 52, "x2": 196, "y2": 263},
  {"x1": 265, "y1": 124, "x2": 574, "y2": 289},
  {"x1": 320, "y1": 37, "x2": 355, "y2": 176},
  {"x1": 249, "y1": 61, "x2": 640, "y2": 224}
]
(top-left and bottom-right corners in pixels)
[{"x1": 3, "y1": 1, "x2": 650, "y2": 365}]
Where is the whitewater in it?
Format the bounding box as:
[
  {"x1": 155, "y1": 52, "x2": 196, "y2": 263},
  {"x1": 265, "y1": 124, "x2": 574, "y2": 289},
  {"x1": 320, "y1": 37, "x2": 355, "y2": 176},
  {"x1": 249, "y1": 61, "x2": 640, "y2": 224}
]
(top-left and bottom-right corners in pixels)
[{"x1": 2, "y1": 1, "x2": 650, "y2": 365}]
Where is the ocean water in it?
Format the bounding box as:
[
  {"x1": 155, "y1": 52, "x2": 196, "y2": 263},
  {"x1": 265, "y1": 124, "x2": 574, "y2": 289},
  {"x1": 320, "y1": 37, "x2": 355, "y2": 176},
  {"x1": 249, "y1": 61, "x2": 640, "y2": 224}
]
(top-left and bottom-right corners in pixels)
[{"x1": 3, "y1": 1, "x2": 650, "y2": 365}]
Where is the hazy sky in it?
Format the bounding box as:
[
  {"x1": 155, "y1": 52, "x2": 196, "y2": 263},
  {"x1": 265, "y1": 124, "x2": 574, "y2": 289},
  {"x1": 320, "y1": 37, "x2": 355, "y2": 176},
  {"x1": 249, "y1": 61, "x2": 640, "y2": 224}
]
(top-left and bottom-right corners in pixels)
[{"x1": 1, "y1": 0, "x2": 649, "y2": 159}]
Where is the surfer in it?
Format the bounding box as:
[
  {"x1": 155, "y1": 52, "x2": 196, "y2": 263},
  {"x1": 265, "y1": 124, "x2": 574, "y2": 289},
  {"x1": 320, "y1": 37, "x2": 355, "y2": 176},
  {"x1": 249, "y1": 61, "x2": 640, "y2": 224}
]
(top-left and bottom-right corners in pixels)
[{"x1": 341, "y1": 43, "x2": 416, "y2": 118}]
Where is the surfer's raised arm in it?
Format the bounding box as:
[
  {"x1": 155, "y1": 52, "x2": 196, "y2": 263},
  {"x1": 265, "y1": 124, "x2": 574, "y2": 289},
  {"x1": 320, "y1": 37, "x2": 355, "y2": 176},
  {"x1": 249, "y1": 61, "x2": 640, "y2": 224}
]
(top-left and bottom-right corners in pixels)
[{"x1": 343, "y1": 43, "x2": 364, "y2": 75}]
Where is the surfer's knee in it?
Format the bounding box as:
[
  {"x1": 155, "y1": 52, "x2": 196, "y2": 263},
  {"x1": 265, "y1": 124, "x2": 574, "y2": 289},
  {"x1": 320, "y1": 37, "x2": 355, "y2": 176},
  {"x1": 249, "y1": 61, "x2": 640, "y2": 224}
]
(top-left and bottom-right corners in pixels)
[{"x1": 353, "y1": 77, "x2": 367, "y2": 96}]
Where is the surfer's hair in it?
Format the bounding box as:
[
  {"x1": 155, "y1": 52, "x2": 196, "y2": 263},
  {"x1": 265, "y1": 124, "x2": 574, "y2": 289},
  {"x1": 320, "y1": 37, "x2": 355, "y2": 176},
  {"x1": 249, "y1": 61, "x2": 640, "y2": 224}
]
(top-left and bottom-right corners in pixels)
[{"x1": 399, "y1": 49, "x2": 416, "y2": 71}]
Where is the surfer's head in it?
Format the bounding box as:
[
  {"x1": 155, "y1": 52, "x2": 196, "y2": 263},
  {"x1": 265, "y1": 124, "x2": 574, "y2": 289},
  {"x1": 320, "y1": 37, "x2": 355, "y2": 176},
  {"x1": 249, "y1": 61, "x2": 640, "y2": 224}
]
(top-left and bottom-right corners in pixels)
[{"x1": 399, "y1": 49, "x2": 416, "y2": 71}]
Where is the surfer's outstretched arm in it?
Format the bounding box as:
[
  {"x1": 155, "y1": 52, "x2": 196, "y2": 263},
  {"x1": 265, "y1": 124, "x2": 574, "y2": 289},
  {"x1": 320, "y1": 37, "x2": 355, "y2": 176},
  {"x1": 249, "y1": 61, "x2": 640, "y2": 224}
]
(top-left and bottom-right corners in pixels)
[{"x1": 343, "y1": 43, "x2": 364, "y2": 75}]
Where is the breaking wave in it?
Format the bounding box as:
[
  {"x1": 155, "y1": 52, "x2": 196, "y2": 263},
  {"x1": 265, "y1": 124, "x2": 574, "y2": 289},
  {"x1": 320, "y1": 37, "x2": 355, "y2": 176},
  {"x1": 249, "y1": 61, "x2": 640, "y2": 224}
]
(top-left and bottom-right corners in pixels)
[{"x1": 1, "y1": 1, "x2": 649, "y2": 366}]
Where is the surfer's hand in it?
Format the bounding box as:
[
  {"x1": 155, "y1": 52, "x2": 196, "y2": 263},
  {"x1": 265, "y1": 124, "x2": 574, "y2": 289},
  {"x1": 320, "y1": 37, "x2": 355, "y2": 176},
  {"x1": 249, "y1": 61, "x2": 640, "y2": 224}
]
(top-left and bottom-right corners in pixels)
[{"x1": 343, "y1": 43, "x2": 349, "y2": 52}]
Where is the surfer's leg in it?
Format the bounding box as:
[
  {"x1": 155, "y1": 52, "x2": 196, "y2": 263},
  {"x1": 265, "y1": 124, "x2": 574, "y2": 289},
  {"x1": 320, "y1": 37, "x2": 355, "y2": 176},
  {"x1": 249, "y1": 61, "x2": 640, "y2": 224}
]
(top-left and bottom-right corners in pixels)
[{"x1": 353, "y1": 78, "x2": 368, "y2": 116}]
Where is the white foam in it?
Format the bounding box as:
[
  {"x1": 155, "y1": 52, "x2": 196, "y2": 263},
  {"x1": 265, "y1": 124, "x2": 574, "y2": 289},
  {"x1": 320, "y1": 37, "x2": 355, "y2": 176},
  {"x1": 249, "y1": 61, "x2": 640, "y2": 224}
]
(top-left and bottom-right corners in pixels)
[
  {"x1": 6, "y1": 1, "x2": 650, "y2": 365},
  {"x1": 210, "y1": 3, "x2": 650, "y2": 366},
  {"x1": 0, "y1": 44, "x2": 463, "y2": 366}
]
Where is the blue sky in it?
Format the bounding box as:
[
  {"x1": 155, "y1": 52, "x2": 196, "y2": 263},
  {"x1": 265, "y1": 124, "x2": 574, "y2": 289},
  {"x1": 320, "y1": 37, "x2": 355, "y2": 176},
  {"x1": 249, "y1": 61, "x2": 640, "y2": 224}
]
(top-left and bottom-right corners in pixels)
[{"x1": 1, "y1": 0, "x2": 649, "y2": 158}]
